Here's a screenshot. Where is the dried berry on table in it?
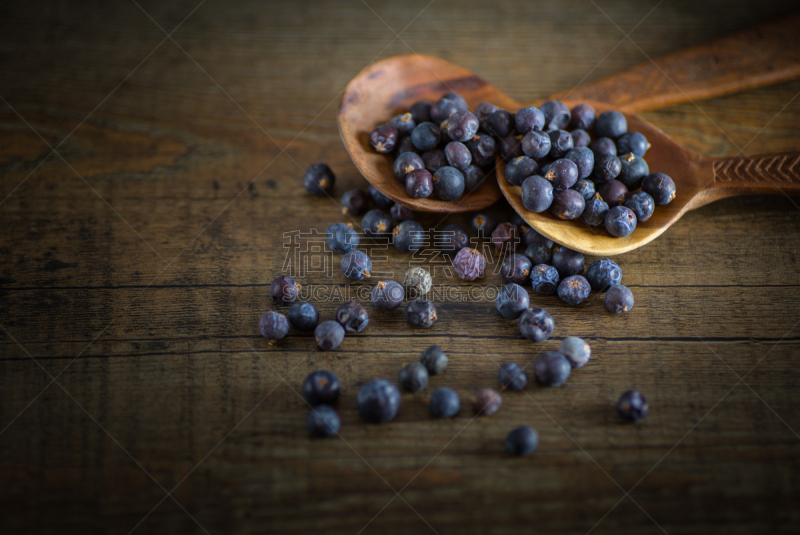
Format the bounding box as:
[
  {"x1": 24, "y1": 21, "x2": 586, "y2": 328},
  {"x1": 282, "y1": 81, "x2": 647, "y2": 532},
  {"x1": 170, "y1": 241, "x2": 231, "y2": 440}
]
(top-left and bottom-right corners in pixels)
[
  {"x1": 496, "y1": 283, "x2": 530, "y2": 320},
  {"x1": 420, "y1": 345, "x2": 448, "y2": 375},
  {"x1": 617, "y1": 390, "x2": 649, "y2": 422},
  {"x1": 519, "y1": 307, "x2": 554, "y2": 342},
  {"x1": 259, "y1": 311, "x2": 290, "y2": 344},
  {"x1": 335, "y1": 301, "x2": 369, "y2": 333},
  {"x1": 534, "y1": 351, "x2": 571, "y2": 387},
  {"x1": 306, "y1": 405, "x2": 341, "y2": 437},
  {"x1": 429, "y1": 388, "x2": 460, "y2": 418},
  {"x1": 357, "y1": 379, "x2": 401, "y2": 423},
  {"x1": 403, "y1": 267, "x2": 432, "y2": 298},
  {"x1": 557, "y1": 275, "x2": 591, "y2": 306},
  {"x1": 472, "y1": 388, "x2": 502, "y2": 416},
  {"x1": 498, "y1": 362, "x2": 528, "y2": 391},
  {"x1": 271, "y1": 275, "x2": 301, "y2": 305},
  {"x1": 453, "y1": 247, "x2": 487, "y2": 281},
  {"x1": 303, "y1": 163, "x2": 335, "y2": 195},
  {"x1": 302, "y1": 370, "x2": 340, "y2": 406},
  {"x1": 371, "y1": 280, "x2": 405, "y2": 310},
  {"x1": 288, "y1": 302, "x2": 319, "y2": 331},
  {"x1": 605, "y1": 285, "x2": 634, "y2": 313},
  {"x1": 406, "y1": 298, "x2": 437, "y2": 327},
  {"x1": 398, "y1": 362, "x2": 429, "y2": 393},
  {"x1": 326, "y1": 222, "x2": 359, "y2": 254},
  {"x1": 341, "y1": 250, "x2": 371, "y2": 281},
  {"x1": 505, "y1": 426, "x2": 538, "y2": 456},
  {"x1": 314, "y1": 320, "x2": 345, "y2": 350}
]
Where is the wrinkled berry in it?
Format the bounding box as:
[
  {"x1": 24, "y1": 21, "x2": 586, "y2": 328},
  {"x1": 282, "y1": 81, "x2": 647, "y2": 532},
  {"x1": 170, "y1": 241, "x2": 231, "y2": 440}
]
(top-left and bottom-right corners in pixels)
[
  {"x1": 617, "y1": 389, "x2": 649, "y2": 422},
  {"x1": 571, "y1": 128, "x2": 592, "y2": 148},
  {"x1": 472, "y1": 213, "x2": 497, "y2": 237},
  {"x1": 446, "y1": 110, "x2": 480, "y2": 142},
  {"x1": 453, "y1": 247, "x2": 487, "y2": 281},
  {"x1": 597, "y1": 179, "x2": 628, "y2": 207},
  {"x1": 472, "y1": 388, "x2": 502, "y2": 415},
  {"x1": 505, "y1": 156, "x2": 539, "y2": 186},
  {"x1": 303, "y1": 163, "x2": 335, "y2": 195},
  {"x1": 437, "y1": 223, "x2": 470, "y2": 254},
  {"x1": 501, "y1": 254, "x2": 532, "y2": 285},
  {"x1": 506, "y1": 426, "x2": 538, "y2": 456},
  {"x1": 429, "y1": 387, "x2": 460, "y2": 418},
  {"x1": 357, "y1": 379, "x2": 401, "y2": 423},
  {"x1": 271, "y1": 275, "x2": 301, "y2": 305},
  {"x1": 496, "y1": 283, "x2": 530, "y2": 319},
  {"x1": 492, "y1": 222, "x2": 520, "y2": 251},
  {"x1": 569, "y1": 103, "x2": 596, "y2": 130},
  {"x1": 444, "y1": 141, "x2": 472, "y2": 171},
  {"x1": 530, "y1": 264, "x2": 560, "y2": 295},
  {"x1": 545, "y1": 158, "x2": 579, "y2": 189},
  {"x1": 327, "y1": 222, "x2": 359, "y2": 254},
  {"x1": 521, "y1": 130, "x2": 551, "y2": 159},
  {"x1": 534, "y1": 351, "x2": 571, "y2": 387},
  {"x1": 306, "y1": 405, "x2": 341, "y2": 437},
  {"x1": 398, "y1": 362, "x2": 429, "y2": 392},
  {"x1": 581, "y1": 194, "x2": 609, "y2": 227},
  {"x1": 341, "y1": 188, "x2": 370, "y2": 216},
  {"x1": 371, "y1": 280, "x2": 405, "y2": 310},
  {"x1": 411, "y1": 122, "x2": 441, "y2": 151},
  {"x1": 466, "y1": 134, "x2": 497, "y2": 168},
  {"x1": 314, "y1": 320, "x2": 345, "y2": 350},
  {"x1": 288, "y1": 302, "x2": 319, "y2": 331},
  {"x1": 259, "y1": 311, "x2": 290, "y2": 343},
  {"x1": 336, "y1": 301, "x2": 369, "y2": 333},
  {"x1": 595, "y1": 111, "x2": 627, "y2": 139},
  {"x1": 547, "y1": 129, "x2": 574, "y2": 159},
  {"x1": 550, "y1": 189, "x2": 585, "y2": 220},
  {"x1": 403, "y1": 267, "x2": 432, "y2": 298},
  {"x1": 485, "y1": 109, "x2": 514, "y2": 138},
  {"x1": 540, "y1": 100, "x2": 571, "y2": 130},
  {"x1": 498, "y1": 362, "x2": 528, "y2": 391},
  {"x1": 432, "y1": 166, "x2": 465, "y2": 201},
  {"x1": 499, "y1": 134, "x2": 524, "y2": 162},
  {"x1": 361, "y1": 209, "x2": 393, "y2": 236},
  {"x1": 572, "y1": 178, "x2": 596, "y2": 202},
  {"x1": 604, "y1": 205, "x2": 637, "y2": 237},
  {"x1": 557, "y1": 275, "x2": 591, "y2": 306},
  {"x1": 593, "y1": 153, "x2": 622, "y2": 182},
  {"x1": 560, "y1": 336, "x2": 591, "y2": 368},
  {"x1": 393, "y1": 220, "x2": 426, "y2": 253},
  {"x1": 422, "y1": 148, "x2": 447, "y2": 173},
  {"x1": 617, "y1": 131, "x2": 649, "y2": 157},
  {"x1": 524, "y1": 242, "x2": 552, "y2": 266},
  {"x1": 390, "y1": 203, "x2": 416, "y2": 223},
  {"x1": 589, "y1": 137, "x2": 616, "y2": 159},
  {"x1": 406, "y1": 298, "x2": 437, "y2": 327},
  {"x1": 302, "y1": 370, "x2": 341, "y2": 406},
  {"x1": 515, "y1": 106, "x2": 545, "y2": 134},
  {"x1": 586, "y1": 259, "x2": 623, "y2": 292},
  {"x1": 618, "y1": 152, "x2": 649, "y2": 190},
  {"x1": 624, "y1": 191, "x2": 655, "y2": 222},
  {"x1": 642, "y1": 172, "x2": 676, "y2": 205},
  {"x1": 406, "y1": 169, "x2": 434, "y2": 198},
  {"x1": 369, "y1": 184, "x2": 393, "y2": 209},
  {"x1": 605, "y1": 284, "x2": 634, "y2": 313},
  {"x1": 420, "y1": 345, "x2": 448, "y2": 375},
  {"x1": 341, "y1": 250, "x2": 371, "y2": 280},
  {"x1": 394, "y1": 152, "x2": 425, "y2": 182},
  {"x1": 521, "y1": 176, "x2": 553, "y2": 214},
  {"x1": 390, "y1": 112, "x2": 416, "y2": 137},
  {"x1": 370, "y1": 123, "x2": 398, "y2": 153},
  {"x1": 519, "y1": 306, "x2": 554, "y2": 342},
  {"x1": 410, "y1": 100, "x2": 432, "y2": 124},
  {"x1": 565, "y1": 147, "x2": 594, "y2": 180}
]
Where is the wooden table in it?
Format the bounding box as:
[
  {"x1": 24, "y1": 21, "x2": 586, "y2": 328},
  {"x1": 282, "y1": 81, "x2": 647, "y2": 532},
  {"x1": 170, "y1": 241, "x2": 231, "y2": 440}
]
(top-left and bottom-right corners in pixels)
[{"x1": 1, "y1": 1, "x2": 799, "y2": 533}]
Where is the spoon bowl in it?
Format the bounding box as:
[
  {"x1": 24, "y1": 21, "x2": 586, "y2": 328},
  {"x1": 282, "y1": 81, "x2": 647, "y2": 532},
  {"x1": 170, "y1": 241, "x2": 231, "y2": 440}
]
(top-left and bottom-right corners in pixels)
[{"x1": 339, "y1": 54, "x2": 800, "y2": 254}]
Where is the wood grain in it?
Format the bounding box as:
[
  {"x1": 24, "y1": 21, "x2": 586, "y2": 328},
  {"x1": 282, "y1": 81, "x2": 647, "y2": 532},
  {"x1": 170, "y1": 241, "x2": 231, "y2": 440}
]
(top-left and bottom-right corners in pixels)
[{"x1": 1, "y1": 1, "x2": 800, "y2": 534}]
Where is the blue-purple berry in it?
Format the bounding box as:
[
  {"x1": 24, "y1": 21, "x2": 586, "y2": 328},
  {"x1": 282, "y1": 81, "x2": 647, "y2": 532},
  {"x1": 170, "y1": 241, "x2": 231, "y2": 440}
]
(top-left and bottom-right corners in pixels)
[
  {"x1": 326, "y1": 222, "x2": 359, "y2": 254},
  {"x1": 521, "y1": 130, "x2": 551, "y2": 159},
  {"x1": 523, "y1": 242, "x2": 552, "y2": 266},
  {"x1": 521, "y1": 175, "x2": 554, "y2": 213},
  {"x1": 472, "y1": 388, "x2": 502, "y2": 415},
  {"x1": 617, "y1": 390, "x2": 649, "y2": 422},
  {"x1": 306, "y1": 405, "x2": 341, "y2": 437},
  {"x1": 371, "y1": 280, "x2": 405, "y2": 310},
  {"x1": 498, "y1": 362, "x2": 528, "y2": 391},
  {"x1": 411, "y1": 122, "x2": 441, "y2": 151},
  {"x1": 515, "y1": 106, "x2": 545, "y2": 133},
  {"x1": 534, "y1": 351, "x2": 571, "y2": 387},
  {"x1": 540, "y1": 100, "x2": 571, "y2": 130},
  {"x1": 547, "y1": 129, "x2": 574, "y2": 159},
  {"x1": 618, "y1": 153, "x2": 650, "y2": 189},
  {"x1": 303, "y1": 163, "x2": 335, "y2": 195},
  {"x1": 545, "y1": 158, "x2": 579, "y2": 189},
  {"x1": 604, "y1": 205, "x2": 637, "y2": 237},
  {"x1": 624, "y1": 191, "x2": 655, "y2": 222},
  {"x1": 518, "y1": 307, "x2": 554, "y2": 342},
  {"x1": 496, "y1": 283, "x2": 530, "y2": 320},
  {"x1": 595, "y1": 110, "x2": 627, "y2": 139},
  {"x1": 398, "y1": 362, "x2": 429, "y2": 392},
  {"x1": 581, "y1": 194, "x2": 609, "y2": 227},
  {"x1": 314, "y1": 320, "x2": 345, "y2": 350},
  {"x1": 259, "y1": 311, "x2": 290, "y2": 343},
  {"x1": 369, "y1": 184, "x2": 393, "y2": 209},
  {"x1": 420, "y1": 345, "x2": 448, "y2": 375},
  {"x1": 550, "y1": 189, "x2": 585, "y2": 220},
  {"x1": 551, "y1": 246, "x2": 584, "y2": 278},
  {"x1": 357, "y1": 379, "x2": 401, "y2": 423},
  {"x1": 530, "y1": 264, "x2": 560, "y2": 295},
  {"x1": 341, "y1": 250, "x2": 371, "y2": 280},
  {"x1": 302, "y1": 370, "x2": 340, "y2": 406},
  {"x1": 394, "y1": 152, "x2": 425, "y2": 182},
  {"x1": 393, "y1": 220, "x2": 426, "y2": 253},
  {"x1": 429, "y1": 387, "x2": 460, "y2": 418},
  {"x1": 406, "y1": 298, "x2": 437, "y2": 328},
  {"x1": 642, "y1": 172, "x2": 676, "y2": 205},
  {"x1": 565, "y1": 147, "x2": 594, "y2": 180},
  {"x1": 341, "y1": 188, "x2": 370, "y2": 216},
  {"x1": 501, "y1": 254, "x2": 532, "y2": 285},
  {"x1": 605, "y1": 285, "x2": 634, "y2": 313},
  {"x1": 271, "y1": 275, "x2": 301, "y2": 305},
  {"x1": 505, "y1": 156, "x2": 539, "y2": 186},
  {"x1": 617, "y1": 131, "x2": 649, "y2": 157},
  {"x1": 336, "y1": 301, "x2": 369, "y2": 333},
  {"x1": 432, "y1": 166, "x2": 466, "y2": 201},
  {"x1": 586, "y1": 259, "x2": 623, "y2": 292},
  {"x1": 560, "y1": 337, "x2": 591, "y2": 368},
  {"x1": 569, "y1": 103, "x2": 596, "y2": 130},
  {"x1": 505, "y1": 426, "x2": 538, "y2": 456},
  {"x1": 288, "y1": 302, "x2": 319, "y2": 331},
  {"x1": 361, "y1": 209, "x2": 393, "y2": 236},
  {"x1": 557, "y1": 275, "x2": 591, "y2": 306}
]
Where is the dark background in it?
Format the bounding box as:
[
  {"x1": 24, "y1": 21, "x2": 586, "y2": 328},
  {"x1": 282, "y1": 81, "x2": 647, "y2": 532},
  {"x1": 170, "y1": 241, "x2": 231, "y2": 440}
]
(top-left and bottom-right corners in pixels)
[{"x1": 1, "y1": 0, "x2": 799, "y2": 533}]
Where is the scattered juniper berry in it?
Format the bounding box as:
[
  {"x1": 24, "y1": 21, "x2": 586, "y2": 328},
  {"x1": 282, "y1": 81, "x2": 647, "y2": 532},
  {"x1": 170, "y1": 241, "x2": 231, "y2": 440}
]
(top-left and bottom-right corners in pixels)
[
  {"x1": 259, "y1": 311, "x2": 290, "y2": 344},
  {"x1": 496, "y1": 283, "x2": 530, "y2": 319},
  {"x1": 371, "y1": 280, "x2": 405, "y2": 310},
  {"x1": 453, "y1": 247, "x2": 487, "y2": 281},
  {"x1": 566, "y1": 146, "x2": 595, "y2": 179},
  {"x1": 390, "y1": 203, "x2": 416, "y2": 223},
  {"x1": 403, "y1": 267, "x2": 432, "y2": 298},
  {"x1": 523, "y1": 227, "x2": 553, "y2": 248},
  {"x1": 471, "y1": 213, "x2": 498, "y2": 237},
  {"x1": 314, "y1": 320, "x2": 345, "y2": 350},
  {"x1": 393, "y1": 220, "x2": 426, "y2": 253},
  {"x1": 557, "y1": 275, "x2": 591, "y2": 306},
  {"x1": 534, "y1": 351, "x2": 571, "y2": 387},
  {"x1": 370, "y1": 123, "x2": 398, "y2": 153},
  {"x1": 617, "y1": 131, "x2": 649, "y2": 157},
  {"x1": 429, "y1": 388, "x2": 460, "y2": 418},
  {"x1": 302, "y1": 370, "x2": 340, "y2": 406},
  {"x1": 581, "y1": 194, "x2": 609, "y2": 227},
  {"x1": 498, "y1": 362, "x2": 528, "y2": 391},
  {"x1": 560, "y1": 337, "x2": 591, "y2": 368},
  {"x1": 547, "y1": 129, "x2": 574, "y2": 159},
  {"x1": 597, "y1": 179, "x2": 628, "y2": 207},
  {"x1": 341, "y1": 250, "x2": 371, "y2": 280},
  {"x1": 605, "y1": 285, "x2": 634, "y2": 313},
  {"x1": 519, "y1": 307, "x2": 554, "y2": 342},
  {"x1": 618, "y1": 153, "x2": 649, "y2": 189},
  {"x1": 288, "y1": 302, "x2": 319, "y2": 331},
  {"x1": 530, "y1": 264, "x2": 560, "y2": 295},
  {"x1": 617, "y1": 390, "x2": 649, "y2": 422},
  {"x1": 438, "y1": 223, "x2": 470, "y2": 254},
  {"x1": 361, "y1": 209, "x2": 393, "y2": 236},
  {"x1": 306, "y1": 405, "x2": 341, "y2": 437},
  {"x1": 326, "y1": 222, "x2": 359, "y2": 254},
  {"x1": 473, "y1": 388, "x2": 502, "y2": 415},
  {"x1": 398, "y1": 362, "x2": 429, "y2": 392},
  {"x1": 406, "y1": 298, "x2": 437, "y2": 327},
  {"x1": 572, "y1": 178, "x2": 596, "y2": 202},
  {"x1": 303, "y1": 163, "x2": 335, "y2": 195},
  {"x1": 420, "y1": 345, "x2": 448, "y2": 375},
  {"x1": 569, "y1": 103, "x2": 596, "y2": 130},
  {"x1": 521, "y1": 130, "x2": 551, "y2": 159},
  {"x1": 341, "y1": 188, "x2": 370, "y2": 216},
  {"x1": 586, "y1": 259, "x2": 623, "y2": 292},
  {"x1": 406, "y1": 169, "x2": 434, "y2": 198},
  {"x1": 444, "y1": 141, "x2": 472, "y2": 170},
  {"x1": 506, "y1": 426, "x2": 538, "y2": 456},
  {"x1": 369, "y1": 184, "x2": 393, "y2": 210},
  {"x1": 524, "y1": 242, "x2": 552, "y2": 266},
  {"x1": 515, "y1": 106, "x2": 545, "y2": 133},
  {"x1": 551, "y1": 246, "x2": 584, "y2": 277},
  {"x1": 357, "y1": 379, "x2": 401, "y2": 423},
  {"x1": 501, "y1": 254, "x2": 532, "y2": 285},
  {"x1": 271, "y1": 275, "x2": 301, "y2": 305},
  {"x1": 336, "y1": 301, "x2": 369, "y2": 333},
  {"x1": 550, "y1": 189, "x2": 585, "y2": 220},
  {"x1": 492, "y1": 222, "x2": 520, "y2": 251},
  {"x1": 545, "y1": 158, "x2": 579, "y2": 189},
  {"x1": 593, "y1": 153, "x2": 622, "y2": 182},
  {"x1": 411, "y1": 122, "x2": 441, "y2": 151},
  {"x1": 446, "y1": 110, "x2": 480, "y2": 142}
]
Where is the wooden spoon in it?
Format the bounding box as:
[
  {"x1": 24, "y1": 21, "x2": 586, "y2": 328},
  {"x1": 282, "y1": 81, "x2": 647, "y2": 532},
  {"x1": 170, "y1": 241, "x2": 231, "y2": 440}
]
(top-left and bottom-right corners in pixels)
[{"x1": 338, "y1": 13, "x2": 800, "y2": 251}]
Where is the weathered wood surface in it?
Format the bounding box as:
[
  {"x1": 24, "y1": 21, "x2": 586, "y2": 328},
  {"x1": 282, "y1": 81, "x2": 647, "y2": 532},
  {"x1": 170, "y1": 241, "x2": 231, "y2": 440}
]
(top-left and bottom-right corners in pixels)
[{"x1": 1, "y1": 1, "x2": 800, "y2": 534}]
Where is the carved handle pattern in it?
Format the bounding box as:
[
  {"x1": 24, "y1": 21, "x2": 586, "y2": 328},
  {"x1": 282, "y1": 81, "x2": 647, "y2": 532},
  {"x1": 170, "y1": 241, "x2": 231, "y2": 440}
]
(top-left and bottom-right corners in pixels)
[{"x1": 713, "y1": 153, "x2": 800, "y2": 186}]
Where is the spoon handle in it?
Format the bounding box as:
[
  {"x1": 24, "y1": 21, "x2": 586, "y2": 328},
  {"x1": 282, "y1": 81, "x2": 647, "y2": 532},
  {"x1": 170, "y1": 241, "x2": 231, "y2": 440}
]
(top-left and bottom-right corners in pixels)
[
  {"x1": 699, "y1": 152, "x2": 800, "y2": 206},
  {"x1": 551, "y1": 12, "x2": 800, "y2": 112}
]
